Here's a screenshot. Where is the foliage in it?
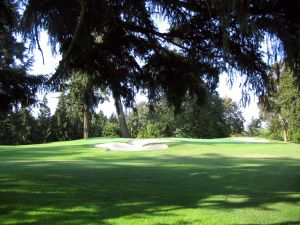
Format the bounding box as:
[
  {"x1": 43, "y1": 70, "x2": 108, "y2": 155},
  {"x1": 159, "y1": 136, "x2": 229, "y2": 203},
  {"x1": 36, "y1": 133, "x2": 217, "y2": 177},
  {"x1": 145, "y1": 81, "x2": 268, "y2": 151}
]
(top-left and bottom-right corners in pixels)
[
  {"x1": 247, "y1": 117, "x2": 262, "y2": 136},
  {"x1": 94, "y1": 113, "x2": 119, "y2": 137},
  {"x1": 0, "y1": 0, "x2": 44, "y2": 113},
  {"x1": 49, "y1": 92, "x2": 109, "y2": 141},
  {"x1": 127, "y1": 105, "x2": 145, "y2": 138},
  {"x1": 20, "y1": 0, "x2": 300, "y2": 110},
  {"x1": 0, "y1": 89, "x2": 246, "y2": 144},
  {"x1": 102, "y1": 122, "x2": 120, "y2": 137},
  {"x1": 137, "y1": 121, "x2": 160, "y2": 138},
  {"x1": 67, "y1": 72, "x2": 104, "y2": 138},
  {"x1": 0, "y1": 108, "x2": 37, "y2": 144},
  {"x1": 127, "y1": 100, "x2": 173, "y2": 138},
  {"x1": 260, "y1": 69, "x2": 300, "y2": 142},
  {"x1": 89, "y1": 111, "x2": 107, "y2": 137},
  {"x1": 127, "y1": 94, "x2": 245, "y2": 139},
  {"x1": 68, "y1": 72, "x2": 103, "y2": 111},
  {"x1": 2, "y1": 0, "x2": 300, "y2": 144},
  {"x1": 0, "y1": 91, "x2": 111, "y2": 144},
  {"x1": 175, "y1": 94, "x2": 228, "y2": 138},
  {"x1": 222, "y1": 98, "x2": 245, "y2": 135},
  {"x1": 37, "y1": 95, "x2": 51, "y2": 142},
  {"x1": 48, "y1": 92, "x2": 79, "y2": 141}
]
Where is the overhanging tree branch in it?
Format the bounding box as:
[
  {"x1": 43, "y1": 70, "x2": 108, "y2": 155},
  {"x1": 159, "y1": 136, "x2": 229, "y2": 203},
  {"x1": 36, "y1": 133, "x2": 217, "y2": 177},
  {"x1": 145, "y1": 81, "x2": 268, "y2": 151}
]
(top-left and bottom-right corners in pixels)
[
  {"x1": 47, "y1": 0, "x2": 86, "y2": 84},
  {"x1": 34, "y1": 13, "x2": 45, "y2": 65}
]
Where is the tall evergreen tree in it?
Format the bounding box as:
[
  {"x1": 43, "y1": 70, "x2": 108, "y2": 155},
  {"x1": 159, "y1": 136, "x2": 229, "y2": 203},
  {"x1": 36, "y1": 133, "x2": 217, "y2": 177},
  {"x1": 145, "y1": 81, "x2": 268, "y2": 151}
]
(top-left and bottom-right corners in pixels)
[
  {"x1": 20, "y1": 0, "x2": 300, "y2": 111},
  {"x1": 223, "y1": 98, "x2": 245, "y2": 135},
  {"x1": 50, "y1": 92, "x2": 70, "y2": 141},
  {"x1": 68, "y1": 72, "x2": 103, "y2": 139},
  {"x1": 89, "y1": 110, "x2": 107, "y2": 137},
  {"x1": 260, "y1": 69, "x2": 300, "y2": 142},
  {"x1": 37, "y1": 95, "x2": 51, "y2": 142},
  {"x1": 0, "y1": 0, "x2": 43, "y2": 112},
  {"x1": 175, "y1": 94, "x2": 228, "y2": 138}
]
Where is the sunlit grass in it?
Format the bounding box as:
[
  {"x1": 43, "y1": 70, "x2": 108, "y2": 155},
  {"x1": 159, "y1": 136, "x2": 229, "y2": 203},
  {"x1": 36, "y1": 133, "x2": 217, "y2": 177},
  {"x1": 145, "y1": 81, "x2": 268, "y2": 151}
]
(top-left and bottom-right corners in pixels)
[{"x1": 0, "y1": 138, "x2": 299, "y2": 224}]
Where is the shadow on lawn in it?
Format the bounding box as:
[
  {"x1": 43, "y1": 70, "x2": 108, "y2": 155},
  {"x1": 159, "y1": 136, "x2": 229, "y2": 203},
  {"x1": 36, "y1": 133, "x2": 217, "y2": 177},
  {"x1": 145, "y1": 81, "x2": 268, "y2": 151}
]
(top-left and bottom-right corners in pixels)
[
  {"x1": 239, "y1": 222, "x2": 300, "y2": 225},
  {"x1": 0, "y1": 148, "x2": 299, "y2": 224}
]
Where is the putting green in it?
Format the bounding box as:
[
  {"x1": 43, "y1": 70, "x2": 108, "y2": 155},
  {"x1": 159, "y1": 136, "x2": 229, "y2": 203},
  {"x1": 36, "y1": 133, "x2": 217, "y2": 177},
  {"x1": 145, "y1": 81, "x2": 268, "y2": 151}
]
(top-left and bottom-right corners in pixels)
[{"x1": 0, "y1": 138, "x2": 299, "y2": 225}]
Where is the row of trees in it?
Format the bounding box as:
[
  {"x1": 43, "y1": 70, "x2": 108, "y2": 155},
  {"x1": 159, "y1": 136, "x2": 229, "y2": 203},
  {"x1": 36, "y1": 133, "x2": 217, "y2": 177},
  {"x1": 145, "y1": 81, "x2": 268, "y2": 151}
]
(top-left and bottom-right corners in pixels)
[
  {"x1": 1, "y1": 67, "x2": 298, "y2": 144},
  {"x1": 127, "y1": 94, "x2": 244, "y2": 138},
  {"x1": 0, "y1": 93, "x2": 117, "y2": 145},
  {"x1": 1, "y1": 0, "x2": 299, "y2": 144},
  {"x1": 0, "y1": 92, "x2": 245, "y2": 144}
]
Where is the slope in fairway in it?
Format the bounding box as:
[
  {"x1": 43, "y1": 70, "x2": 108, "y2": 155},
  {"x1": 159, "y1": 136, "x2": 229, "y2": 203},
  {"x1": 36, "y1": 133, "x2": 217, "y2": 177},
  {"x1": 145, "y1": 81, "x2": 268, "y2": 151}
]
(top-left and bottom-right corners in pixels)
[{"x1": 0, "y1": 138, "x2": 299, "y2": 225}]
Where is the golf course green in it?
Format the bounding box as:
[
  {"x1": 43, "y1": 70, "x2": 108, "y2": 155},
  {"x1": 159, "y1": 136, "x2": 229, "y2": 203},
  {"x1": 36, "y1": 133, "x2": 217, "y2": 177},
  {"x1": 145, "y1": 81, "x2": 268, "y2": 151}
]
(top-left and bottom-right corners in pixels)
[{"x1": 0, "y1": 138, "x2": 299, "y2": 225}]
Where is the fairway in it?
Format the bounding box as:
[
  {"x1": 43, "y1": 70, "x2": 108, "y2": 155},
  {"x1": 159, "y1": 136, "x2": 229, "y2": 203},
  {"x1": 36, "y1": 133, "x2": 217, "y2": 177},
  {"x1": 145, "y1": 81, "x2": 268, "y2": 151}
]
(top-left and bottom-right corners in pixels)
[{"x1": 0, "y1": 138, "x2": 299, "y2": 225}]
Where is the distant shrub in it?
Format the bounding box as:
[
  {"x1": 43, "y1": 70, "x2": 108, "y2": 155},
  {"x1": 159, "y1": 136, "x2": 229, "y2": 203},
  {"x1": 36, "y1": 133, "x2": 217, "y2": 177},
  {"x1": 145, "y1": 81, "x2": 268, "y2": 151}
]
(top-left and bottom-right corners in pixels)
[
  {"x1": 102, "y1": 122, "x2": 120, "y2": 137},
  {"x1": 137, "y1": 122, "x2": 160, "y2": 138},
  {"x1": 290, "y1": 131, "x2": 300, "y2": 143}
]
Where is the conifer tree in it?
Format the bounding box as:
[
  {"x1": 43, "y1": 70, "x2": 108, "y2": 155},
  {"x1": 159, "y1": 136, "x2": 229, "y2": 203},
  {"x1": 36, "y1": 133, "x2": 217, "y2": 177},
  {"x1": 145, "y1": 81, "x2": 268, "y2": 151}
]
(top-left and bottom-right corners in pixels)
[
  {"x1": 0, "y1": 0, "x2": 43, "y2": 112},
  {"x1": 20, "y1": 0, "x2": 300, "y2": 110},
  {"x1": 37, "y1": 95, "x2": 51, "y2": 142}
]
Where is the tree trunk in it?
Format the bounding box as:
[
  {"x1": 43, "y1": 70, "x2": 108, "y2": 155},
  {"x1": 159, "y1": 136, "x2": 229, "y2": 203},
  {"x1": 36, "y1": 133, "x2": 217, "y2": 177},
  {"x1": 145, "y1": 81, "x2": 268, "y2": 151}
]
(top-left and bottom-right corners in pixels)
[
  {"x1": 83, "y1": 104, "x2": 89, "y2": 139},
  {"x1": 114, "y1": 94, "x2": 130, "y2": 138},
  {"x1": 283, "y1": 127, "x2": 288, "y2": 142}
]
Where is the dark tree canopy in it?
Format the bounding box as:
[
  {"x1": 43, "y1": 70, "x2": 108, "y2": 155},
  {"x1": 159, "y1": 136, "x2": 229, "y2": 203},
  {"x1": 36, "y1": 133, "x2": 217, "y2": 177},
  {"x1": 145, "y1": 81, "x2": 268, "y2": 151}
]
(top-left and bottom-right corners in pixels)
[
  {"x1": 0, "y1": 0, "x2": 44, "y2": 112},
  {"x1": 20, "y1": 0, "x2": 300, "y2": 109}
]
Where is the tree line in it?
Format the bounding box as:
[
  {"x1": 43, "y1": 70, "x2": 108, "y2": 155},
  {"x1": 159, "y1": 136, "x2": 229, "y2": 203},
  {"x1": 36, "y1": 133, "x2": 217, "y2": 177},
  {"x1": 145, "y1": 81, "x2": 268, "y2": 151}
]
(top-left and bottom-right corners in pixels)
[
  {"x1": 0, "y1": 92, "x2": 245, "y2": 145},
  {"x1": 1, "y1": 67, "x2": 298, "y2": 144},
  {"x1": 1, "y1": 0, "x2": 299, "y2": 144}
]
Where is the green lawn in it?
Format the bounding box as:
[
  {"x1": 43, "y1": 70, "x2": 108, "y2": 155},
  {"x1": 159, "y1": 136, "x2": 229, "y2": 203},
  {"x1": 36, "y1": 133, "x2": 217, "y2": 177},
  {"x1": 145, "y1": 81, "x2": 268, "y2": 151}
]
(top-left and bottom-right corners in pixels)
[{"x1": 0, "y1": 138, "x2": 299, "y2": 225}]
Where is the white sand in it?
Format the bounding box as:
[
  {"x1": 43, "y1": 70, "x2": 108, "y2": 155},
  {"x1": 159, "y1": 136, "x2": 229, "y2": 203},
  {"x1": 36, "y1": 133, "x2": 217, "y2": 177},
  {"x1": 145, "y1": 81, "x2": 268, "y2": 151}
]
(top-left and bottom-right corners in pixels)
[
  {"x1": 232, "y1": 137, "x2": 270, "y2": 143},
  {"x1": 95, "y1": 137, "x2": 270, "y2": 152},
  {"x1": 94, "y1": 139, "x2": 176, "y2": 151}
]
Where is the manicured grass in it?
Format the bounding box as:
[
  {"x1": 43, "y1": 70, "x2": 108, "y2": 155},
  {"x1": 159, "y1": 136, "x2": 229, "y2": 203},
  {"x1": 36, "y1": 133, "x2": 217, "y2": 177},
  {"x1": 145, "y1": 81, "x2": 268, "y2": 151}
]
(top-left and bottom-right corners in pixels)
[{"x1": 0, "y1": 138, "x2": 299, "y2": 225}]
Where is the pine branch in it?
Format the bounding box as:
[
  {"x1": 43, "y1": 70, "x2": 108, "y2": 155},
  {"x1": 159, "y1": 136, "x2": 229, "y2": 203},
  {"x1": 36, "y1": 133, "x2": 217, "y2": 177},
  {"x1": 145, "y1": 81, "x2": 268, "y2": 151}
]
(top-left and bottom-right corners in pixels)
[
  {"x1": 47, "y1": 0, "x2": 86, "y2": 84},
  {"x1": 34, "y1": 13, "x2": 45, "y2": 64}
]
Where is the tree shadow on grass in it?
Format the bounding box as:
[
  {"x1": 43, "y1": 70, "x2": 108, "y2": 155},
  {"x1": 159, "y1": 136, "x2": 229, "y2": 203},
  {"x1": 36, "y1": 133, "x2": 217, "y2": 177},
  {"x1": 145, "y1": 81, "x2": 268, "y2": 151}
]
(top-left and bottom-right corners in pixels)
[
  {"x1": 0, "y1": 149, "x2": 300, "y2": 224},
  {"x1": 239, "y1": 222, "x2": 300, "y2": 225}
]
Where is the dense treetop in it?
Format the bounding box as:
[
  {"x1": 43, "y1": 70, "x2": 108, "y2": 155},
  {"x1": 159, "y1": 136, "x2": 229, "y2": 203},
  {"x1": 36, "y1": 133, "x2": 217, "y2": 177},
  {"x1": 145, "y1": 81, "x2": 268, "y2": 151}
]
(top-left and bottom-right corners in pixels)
[
  {"x1": 18, "y1": 0, "x2": 300, "y2": 109},
  {"x1": 0, "y1": 0, "x2": 299, "y2": 113},
  {"x1": 0, "y1": 0, "x2": 44, "y2": 112}
]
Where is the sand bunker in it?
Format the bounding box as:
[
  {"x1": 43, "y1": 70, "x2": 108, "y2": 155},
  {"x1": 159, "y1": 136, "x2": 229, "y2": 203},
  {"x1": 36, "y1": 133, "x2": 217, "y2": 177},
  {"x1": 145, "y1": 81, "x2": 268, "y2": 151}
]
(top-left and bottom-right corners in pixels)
[
  {"x1": 94, "y1": 139, "x2": 176, "y2": 151},
  {"x1": 232, "y1": 137, "x2": 270, "y2": 143}
]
